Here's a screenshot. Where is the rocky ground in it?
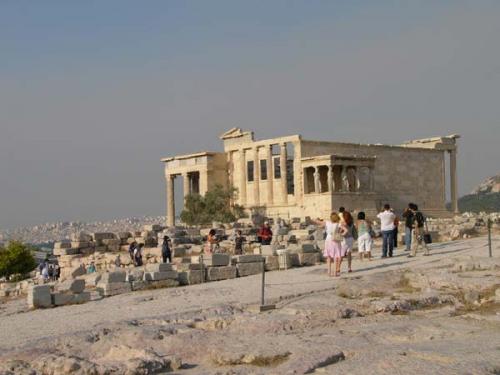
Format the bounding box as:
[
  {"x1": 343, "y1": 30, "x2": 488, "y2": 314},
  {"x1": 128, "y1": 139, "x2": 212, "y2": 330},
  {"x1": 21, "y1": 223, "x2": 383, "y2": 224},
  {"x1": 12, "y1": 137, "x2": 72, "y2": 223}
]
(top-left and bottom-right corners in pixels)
[{"x1": 0, "y1": 236, "x2": 499, "y2": 375}]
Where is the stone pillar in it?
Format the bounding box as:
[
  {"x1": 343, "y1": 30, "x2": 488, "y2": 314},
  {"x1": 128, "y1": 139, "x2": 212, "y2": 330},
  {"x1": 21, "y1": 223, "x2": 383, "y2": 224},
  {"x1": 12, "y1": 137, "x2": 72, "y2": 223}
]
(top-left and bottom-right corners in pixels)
[
  {"x1": 253, "y1": 147, "x2": 260, "y2": 206},
  {"x1": 369, "y1": 167, "x2": 375, "y2": 191},
  {"x1": 354, "y1": 167, "x2": 361, "y2": 192},
  {"x1": 182, "y1": 172, "x2": 190, "y2": 200},
  {"x1": 279, "y1": 142, "x2": 288, "y2": 204},
  {"x1": 199, "y1": 170, "x2": 209, "y2": 196},
  {"x1": 239, "y1": 149, "x2": 247, "y2": 206},
  {"x1": 266, "y1": 145, "x2": 273, "y2": 205},
  {"x1": 313, "y1": 166, "x2": 321, "y2": 193},
  {"x1": 449, "y1": 149, "x2": 459, "y2": 213},
  {"x1": 340, "y1": 166, "x2": 348, "y2": 192},
  {"x1": 327, "y1": 165, "x2": 334, "y2": 193},
  {"x1": 166, "y1": 174, "x2": 175, "y2": 227}
]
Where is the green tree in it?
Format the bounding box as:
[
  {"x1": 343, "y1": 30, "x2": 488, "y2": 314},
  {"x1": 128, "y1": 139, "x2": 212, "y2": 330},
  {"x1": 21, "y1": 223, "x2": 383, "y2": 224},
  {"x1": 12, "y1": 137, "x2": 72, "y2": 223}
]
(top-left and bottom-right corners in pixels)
[
  {"x1": 0, "y1": 241, "x2": 37, "y2": 280},
  {"x1": 180, "y1": 185, "x2": 246, "y2": 226}
]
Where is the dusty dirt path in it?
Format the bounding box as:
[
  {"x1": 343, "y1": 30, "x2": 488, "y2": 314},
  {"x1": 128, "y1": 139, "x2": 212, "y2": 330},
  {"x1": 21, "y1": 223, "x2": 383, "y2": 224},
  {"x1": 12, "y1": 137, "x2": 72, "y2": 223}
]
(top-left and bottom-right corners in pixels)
[{"x1": 1, "y1": 235, "x2": 496, "y2": 353}]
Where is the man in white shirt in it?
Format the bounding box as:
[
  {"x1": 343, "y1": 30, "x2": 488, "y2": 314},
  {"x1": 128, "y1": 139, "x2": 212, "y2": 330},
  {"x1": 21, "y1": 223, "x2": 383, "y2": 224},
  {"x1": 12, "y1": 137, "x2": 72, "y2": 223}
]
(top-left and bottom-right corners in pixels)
[{"x1": 377, "y1": 204, "x2": 396, "y2": 258}]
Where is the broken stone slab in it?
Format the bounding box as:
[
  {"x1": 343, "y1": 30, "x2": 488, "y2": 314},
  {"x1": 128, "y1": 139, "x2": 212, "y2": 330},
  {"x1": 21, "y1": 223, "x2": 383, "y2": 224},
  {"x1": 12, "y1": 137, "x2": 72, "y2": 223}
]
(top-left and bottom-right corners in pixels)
[
  {"x1": 236, "y1": 262, "x2": 263, "y2": 277},
  {"x1": 56, "y1": 279, "x2": 85, "y2": 294},
  {"x1": 71, "y1": 232, "x2": 93, "y2": 242},
  {"x1": 131, "y1": 280, "x2": 148, "y2": 291},
  {"x1": 191, "y1": 253, "x2": 230, "y2": 267},
  {"x1": 232, "y1": 255, "x2": 264, "y2": 264},
  {"x1": 145, "y1": 263, "x2": 173, "y2": 272},
  {"x1": 97, "y1": 282, "x2": 131, "y2": 297},
  {"x1": 178, "y1": 270, "x2": 204, "y2": 285},
  {"x1": 143, "y1": 224, "x2": 163, "y2": 232},
  {"x1": 117, "y1": 232, "x2": 132, "y2": 240},
  {"x1": 172, "y1": 246, "x2": 186, "y2": 257},
  {"x1": 143, "y1": 271, "x2": 178, "y2": 281},
  {"x1": 69, "y1": 265, "x2": 86, "y2": 279},
  {"x1": 27, "y1": 285, "x2": 52, "y2": 309},
  {"x1": 71, "y1": 241, "x2": 92, "y2": 248},
  {"x1": 100, "y1": 271, "x2": 127, "y2": 283},
  {"x1": 206, "y1": 266, "x2": 237, "y2": 281},
  {"x1": 298, "y1": 252, "x2": 320, "y2": 266},
  {"x1": 101, "y1": 239, "x2": 121, "y2": 246}
]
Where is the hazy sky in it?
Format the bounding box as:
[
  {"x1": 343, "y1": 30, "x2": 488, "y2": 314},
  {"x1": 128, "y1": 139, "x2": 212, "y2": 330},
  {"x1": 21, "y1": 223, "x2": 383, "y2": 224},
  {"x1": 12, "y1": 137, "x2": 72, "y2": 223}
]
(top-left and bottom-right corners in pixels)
[{"x1": 1, "y1": 1, "x2": 499, "y2": 229}]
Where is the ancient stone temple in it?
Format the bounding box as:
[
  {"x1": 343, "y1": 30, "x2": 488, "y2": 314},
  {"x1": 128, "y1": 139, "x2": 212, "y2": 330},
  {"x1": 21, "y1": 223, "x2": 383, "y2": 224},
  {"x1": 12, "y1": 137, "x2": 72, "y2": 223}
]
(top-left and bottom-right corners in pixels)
[{"x1": 161, "y1": 128, "x2": 460, "y2": 225}]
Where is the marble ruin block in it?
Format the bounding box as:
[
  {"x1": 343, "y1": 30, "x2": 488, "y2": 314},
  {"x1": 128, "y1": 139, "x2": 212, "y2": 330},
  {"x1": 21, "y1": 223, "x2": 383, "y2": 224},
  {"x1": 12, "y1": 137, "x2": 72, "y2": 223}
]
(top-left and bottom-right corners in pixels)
[
  {"x1": 97, "y1": 282, "x2": 131, "y2": 297},
  {"x1": 72, "y1": 292, "x2": 91, "y2": 304},
  {"x1": 236, "y1": 262, "x2": 263, "y2": 277},
  {"x1": 54, "y1": 241, "x2": 72, "y2": 249},
  {"x1": 261, "y1": 245, "x2": 276, "y2": 256},
  {"x1": 92, "y1": 232, "x2": 116, "y2": 241},
  {"x1": 300, "y1": 244, "x2": 318, "y2": 253},
  {"x1": 232, "y1": 255, "x2": 264, "y2": 264},
  {"x1": 100, "y1": 270, "x2": 127, "y2": 283},
  {"x1": 57, "y1": 279, "x2": 85, "y2": 294},
  {"x1": 206, "y1": 266, "x2": 237, "y2": 281},
  {"x1": 145, "y1": 263, "x2": 173, "y2": 272},
  {"x1": 144, "y1": 271, "x2": 178, "y2": 281},
  {"x1": 191, "y1": 253, "x2": 230, "y2": 267},
  {"x1": 52, "y1": 292, "x2": 74, "y2": 306},
  {"x1": 27, "y1": 285, "x2": 52, "y2": 309},
  {"x1": 178, "y1": 270, "x2": 204, "y2": 285},
  {"x1": 265, "y1": 256, "x2": 279, "y2": 271}
]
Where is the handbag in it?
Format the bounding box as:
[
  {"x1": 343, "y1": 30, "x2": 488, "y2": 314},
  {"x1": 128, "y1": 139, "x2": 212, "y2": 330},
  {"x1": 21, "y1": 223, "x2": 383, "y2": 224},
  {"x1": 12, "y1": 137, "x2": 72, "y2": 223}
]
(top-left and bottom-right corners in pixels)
[{"x1": 331, "y1": 224, "x2": 343, "y2": 242}]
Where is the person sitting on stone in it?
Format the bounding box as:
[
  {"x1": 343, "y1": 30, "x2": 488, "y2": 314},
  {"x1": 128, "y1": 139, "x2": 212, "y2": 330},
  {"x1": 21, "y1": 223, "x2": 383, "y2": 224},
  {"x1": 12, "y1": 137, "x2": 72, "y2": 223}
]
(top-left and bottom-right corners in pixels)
[
  {"x1": 258, "y1": 222, "x2": 273, "y2": 245},
  {"x1": 87, "y1": 262, "x2": 96, "y2": 274},
  {"x1": 134, "y1": 243, "x2": 144, "y2": 266},
  {"x1": 234, "y1": 230, "x2": 245, "y2": 255},
  {"x1": 162, "y1": 235, "x2": 172, "y2": 263}
]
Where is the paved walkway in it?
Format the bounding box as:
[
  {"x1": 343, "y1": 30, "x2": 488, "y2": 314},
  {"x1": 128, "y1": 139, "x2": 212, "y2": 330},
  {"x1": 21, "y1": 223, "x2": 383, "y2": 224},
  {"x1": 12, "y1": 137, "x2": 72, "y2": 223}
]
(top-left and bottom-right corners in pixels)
[{"x1": 0, "y1": 235, "x2": 498, "y2": 351}]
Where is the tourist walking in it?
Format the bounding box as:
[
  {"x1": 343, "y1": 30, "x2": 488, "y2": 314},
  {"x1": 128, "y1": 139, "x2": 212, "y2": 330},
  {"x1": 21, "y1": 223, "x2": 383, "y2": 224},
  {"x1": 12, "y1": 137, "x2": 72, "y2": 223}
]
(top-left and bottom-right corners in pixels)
[
  {"x1": 409, "y1": 204, "x2": 430, "y2": 257},
  {"x1": 128, "y1": 241, "x2": 137, "y2": 261},
  {"x1": 134, "y1": 243, "x2": 144, "y2": 266},
  {"x1": 402, "y1": 204, "x2": 415, "y2": 251},
  {"x1": 234, "y1": 230, "x2": 245, "y2": 255},
  {"x1": 206, "y1": 229, "x2": 219, "y2": 254},
  {"x1": 377, "y1": 204, "x2": 396, "y2": 258},
  {"x1": 393, "y1": 215, "x2": 399, "y2": 249},
  {"x1": 87, "y1": 262, "x2": 96, "y2": 273},
  {"x1": 41, "y1": 262, "x2": 49, "y2": 282},
  {"x1": 356, "y1": 211, "x2": 373, "y2": 261},
  {"x1": 258, "y1": 222, "x2": 273, "y2": 245},
  {"x1": 341, "y1": 211, "x2": 355, "y2": 273},
  {"x1": 162, "y1": 235, "x2": 172, "y2": 263},
  {"x1": 315, "y1": 213, "x2": 347, "y2": 277}
]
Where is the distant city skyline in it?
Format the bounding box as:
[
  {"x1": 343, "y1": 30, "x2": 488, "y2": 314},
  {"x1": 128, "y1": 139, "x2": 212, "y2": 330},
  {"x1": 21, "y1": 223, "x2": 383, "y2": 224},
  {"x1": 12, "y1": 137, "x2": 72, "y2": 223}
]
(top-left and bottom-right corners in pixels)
[{"x1": 1, "y1": 1, "x2": 499, "y2": 229}]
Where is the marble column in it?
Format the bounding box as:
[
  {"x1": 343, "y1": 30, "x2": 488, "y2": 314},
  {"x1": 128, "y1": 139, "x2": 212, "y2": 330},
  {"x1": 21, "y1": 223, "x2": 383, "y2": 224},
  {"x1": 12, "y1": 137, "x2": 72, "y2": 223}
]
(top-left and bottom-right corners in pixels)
[
  {"x1": 166, "y1": 174, "x2": 175, "y2": 227},
  {"x1": 279, "y1": 142, "x2": 288, "y2": 204},
  {"x1": 313, "y1": 166, "x2": 321, "y2": 194},
  {"x1": 354, "y1": 167, "x2": 361, "y2": 192},
  {"x1": 266, "y1": 145, "x2": 273, "y2": 205},
  {"x1": 253, "y1": 147, "x2": 260, "y2": 206},
  {"x1": 340, "y1": 166, "x2": 348, "y2": 192},
  {"x1": 199, "y1": 170, "x2": 208, "y2": 196},
  {"x1": 182, "y1": 172, "x2": 190, "y2": 200},
  {"x1": 239, "y1": 149, "x2": 247, "y2": 206},
  {"x1": 327, "y1": 165, "x2": 334, "y2": 193},
  {"x1": 369, "y1": 167, "x2": 375, "y2": 191},
  {"x1": 449, "y1": 149, "x2": 459, "y2": 213}
]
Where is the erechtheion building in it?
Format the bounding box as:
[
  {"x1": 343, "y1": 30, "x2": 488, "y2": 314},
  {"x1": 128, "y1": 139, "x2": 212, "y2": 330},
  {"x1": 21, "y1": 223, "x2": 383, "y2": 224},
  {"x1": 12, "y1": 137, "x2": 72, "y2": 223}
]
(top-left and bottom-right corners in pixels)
[{"x1": 161, "y1": 128, "x2": 460, "y2": 225}]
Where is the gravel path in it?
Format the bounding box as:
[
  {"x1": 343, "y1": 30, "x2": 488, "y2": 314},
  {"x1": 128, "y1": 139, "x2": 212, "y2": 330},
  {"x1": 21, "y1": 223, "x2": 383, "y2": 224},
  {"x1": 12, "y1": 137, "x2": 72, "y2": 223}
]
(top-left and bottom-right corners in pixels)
[{"x1": 0, "y1": 235, "x2": 497, "y2": 352}]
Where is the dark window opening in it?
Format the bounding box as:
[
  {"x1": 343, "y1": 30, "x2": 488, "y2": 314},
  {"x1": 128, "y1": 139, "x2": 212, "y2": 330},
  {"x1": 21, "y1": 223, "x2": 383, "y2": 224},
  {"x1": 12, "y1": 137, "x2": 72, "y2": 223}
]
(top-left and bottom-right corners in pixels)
[
  {"x1": 260, "y1": 159, "x2": 267, "y2": 180},
  {"x1": 247, "y1": 161, "x2": 254, "y2": 182},
  {"x1": 274, "y1": 157, "x2": 281, "y2": 179},
  {"x1": 287, "y1": 159, "x2": 295, "y2": 195}
]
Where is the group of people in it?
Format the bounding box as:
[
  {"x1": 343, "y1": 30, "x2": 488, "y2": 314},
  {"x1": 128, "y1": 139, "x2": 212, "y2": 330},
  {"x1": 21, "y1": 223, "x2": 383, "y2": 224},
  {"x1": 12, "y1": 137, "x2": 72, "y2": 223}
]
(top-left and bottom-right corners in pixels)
[
  {"x1": 319, "y1": 203, "x2": 429, "y2": 277},
  {"x1": 39, "y1": 261, "x2": 60, "y2": 282},
  {"x1": 129, "y1": 236, "x2": 173, "y2": 267}
]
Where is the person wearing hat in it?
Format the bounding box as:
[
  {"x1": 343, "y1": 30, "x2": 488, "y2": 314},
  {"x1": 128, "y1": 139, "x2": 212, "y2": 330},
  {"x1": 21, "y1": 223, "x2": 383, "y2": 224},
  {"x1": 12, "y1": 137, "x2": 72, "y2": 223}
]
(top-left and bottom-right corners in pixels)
[{"x1": 162, "y1": 235, "x2": 172, "y2": 263}]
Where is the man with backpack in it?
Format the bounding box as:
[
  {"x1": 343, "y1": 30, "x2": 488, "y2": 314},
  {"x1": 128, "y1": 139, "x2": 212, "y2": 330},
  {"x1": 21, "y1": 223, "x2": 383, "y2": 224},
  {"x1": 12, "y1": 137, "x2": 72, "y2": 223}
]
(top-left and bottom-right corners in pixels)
[
  {"x1": 162, "y1": 235, "x2": 172, "y2": 263},
  {"x1": 408, "y1": 204, "x2": 430, "y2": 257}
]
